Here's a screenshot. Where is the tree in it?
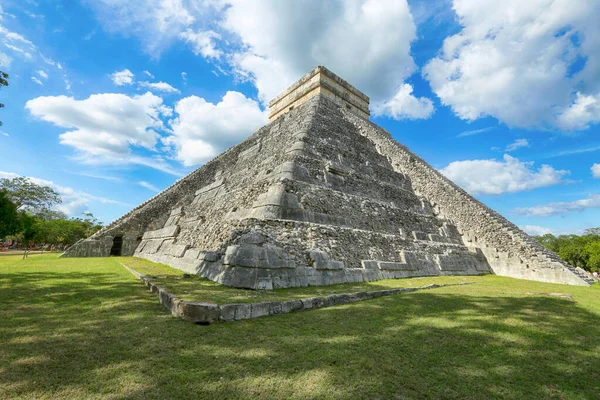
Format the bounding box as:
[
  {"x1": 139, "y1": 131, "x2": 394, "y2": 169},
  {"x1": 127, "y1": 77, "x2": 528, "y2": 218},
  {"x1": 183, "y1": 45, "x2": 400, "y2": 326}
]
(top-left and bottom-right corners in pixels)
[
  {"x1": 0, "y1": 68, "x2": 7, "y2": 126},
  {"x1": 583, "y1": 227, "x2": 600, "y2": 236},
  {"x1": 585, "y1": 241, "x2": 600, "y2": 272},
  {"x1": 0, "y1": 190, "x2": 19, "y2": 238},
  {"x1": 0, "y1": 176, "x2": 61, "y2": 213}
]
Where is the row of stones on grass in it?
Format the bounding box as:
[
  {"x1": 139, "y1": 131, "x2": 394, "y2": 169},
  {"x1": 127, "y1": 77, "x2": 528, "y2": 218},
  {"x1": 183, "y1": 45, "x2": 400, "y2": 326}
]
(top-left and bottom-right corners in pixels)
[{"x1": 121, "y1": 262, "x2": 472, "y2": 324}]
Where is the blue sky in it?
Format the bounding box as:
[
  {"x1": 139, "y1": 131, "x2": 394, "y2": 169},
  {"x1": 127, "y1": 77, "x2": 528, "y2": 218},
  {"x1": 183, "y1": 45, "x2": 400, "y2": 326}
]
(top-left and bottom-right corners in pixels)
[{"x1": 0, "y1": 0, "x2": 599, "y2": 236}]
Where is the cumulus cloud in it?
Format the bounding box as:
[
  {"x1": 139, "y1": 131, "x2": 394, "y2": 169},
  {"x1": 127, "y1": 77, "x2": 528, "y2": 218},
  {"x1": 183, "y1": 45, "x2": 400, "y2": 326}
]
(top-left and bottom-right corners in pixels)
[
  {"x1": 505, "y1": 139, "x2": 529, "y2": 152},
  {"x1": 25, "y1": 92, "x2": 180, "y2": 175},
  {"x1": 521, "y1": 225, "x2": 553, "y2": 236},
  {"x1": 0, "y1": 171, "x2": 126, "y2": 217},
  {"x1": 37, "y1": 70, "x2": 48, "y2": 79},
  {"x1": 111, "y1": 69, "x2": 134, "y2": 86},
  {"x1": 85, "y1": 0, "x2": 435, "y2": 120},
  {"x1": 31, "y1": 76, "x2": 43, "y2": 85},
  {"x1": 440, "y1": 154, "x2": 569, "y2": 195},
  {"x1": 591, "y1": 163, "x2": 600, "y2": 178},
  {"x1": 371, "y1": 83, "x2": 434, "y2": 120},
  {"x1": 423, "y1": 0, "x2": 600, "y2": 131},
  {"x1": 138, "y1": 81, "x2": 180, "y2": 93},
  {"x1": 179, "y1": 29, "x2": 222, "y2": 59},
  {"x1": 166, "y1": 91, "x2": 267, "y2": 166},
  {"x1": 143, "y1": 70, "x2": 154, "y2": 78},
  {"x1": 515, "y1": 194, "x2": 600, "y2": 217}
]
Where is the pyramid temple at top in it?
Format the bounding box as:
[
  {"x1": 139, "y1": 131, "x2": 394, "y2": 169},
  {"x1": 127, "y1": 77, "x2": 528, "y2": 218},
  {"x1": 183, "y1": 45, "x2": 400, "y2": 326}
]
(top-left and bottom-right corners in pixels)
[{"x1": 62, "y1": 66, "x2": 594, "y2": 288}]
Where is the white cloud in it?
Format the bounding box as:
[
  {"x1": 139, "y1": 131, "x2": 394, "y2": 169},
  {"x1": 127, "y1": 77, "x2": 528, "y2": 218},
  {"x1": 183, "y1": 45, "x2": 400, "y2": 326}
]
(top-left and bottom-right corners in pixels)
[
  {"x1": 1, "y1": 131, "x2": 9, "y2": 137},
  {"x1": 0, "y1": 25, "x2": 34, "y2": 47},
  {"x1": 423, "y1": 0, "x2": 600, "y2": 131},
  {"x1": 85, "y1": 0, "x2": 434, "y2": 120},
  {"x1": 5, "y1": 43, "x2": 32, "y2": 58},
  {"x1": 37, "y1": 70, "x2": 48, "y2": 79},
  {"x1": 515, "y1": 194, "x2": 600, "y2": 217},
  {"x1": 138, "y1": 81, "x2": 180, "y2": 93},
  {"x1": 457, "y1": 126, "x2": 493, "y2": 138},
  {"x1": 371, "y1": 83, "x2": 434, "y2": 120},
  {"x1": 166, "y1": 91, "x2": 267, "y2": 166},
  {"x1": 31, "y1": 76, "x2": 43, "y2": 85},
  {"x1": 0, "y1": 171, "x2": 126, "y2": 217},
  {"x1": 111, "y1": 69, "x2": 134, "y2": 86},
  {"x1": 591, "y1": 163, "x2": 600, "y2": 178},
  {"x1": 179, "y1": 29, "x2": 222, "y2": 59},
  {"x1": 0, "y1": 51, "x2": 11, "y2": 67},
  {"x1": 221, "y1": 0, "x2": 432, "y2": 118},
  {"x1": 138, "y1": 181, "x2": 160, "y2": 192},
  {"x1": 521, "y1": 225, "x2": 553, "y2": 236},
  {"x1": 87, "y1": 0, "x2": 199, "y2": 55},
  {"x1": 143, "y1": 70, "x2": 154, "y2": 78},
  {"x1": 181, "y1": 71, "x2": 187, "y2": 82},
  {"x1": 440, "y1": 154, "x2": 569, "y2": 195},
  {"x1": 25, "y1": 92, "x2": 177, "y2": 174},
  {"x1": 557, "y1": 92, "x2": 600, "y2": 131},
  {"x1": 505, "y1": 139, "x2": 529, "y2": 152}
]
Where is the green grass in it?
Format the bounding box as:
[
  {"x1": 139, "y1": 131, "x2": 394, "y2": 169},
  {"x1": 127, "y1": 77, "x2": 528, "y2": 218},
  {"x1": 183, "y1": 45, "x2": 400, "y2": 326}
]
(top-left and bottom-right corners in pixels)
[
  {"x1": 124, "y1": 256, "x2": 479, "y2": 304},
  {"x1": 1, "y1": 254, "x2": 599, "y2": 399}
]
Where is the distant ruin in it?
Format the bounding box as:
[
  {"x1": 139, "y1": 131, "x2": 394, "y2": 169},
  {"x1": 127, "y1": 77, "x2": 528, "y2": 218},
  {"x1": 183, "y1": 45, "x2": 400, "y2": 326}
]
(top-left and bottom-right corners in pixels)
[{"x1": 62, "y1": 66, "x2": 594, "y2": 288}]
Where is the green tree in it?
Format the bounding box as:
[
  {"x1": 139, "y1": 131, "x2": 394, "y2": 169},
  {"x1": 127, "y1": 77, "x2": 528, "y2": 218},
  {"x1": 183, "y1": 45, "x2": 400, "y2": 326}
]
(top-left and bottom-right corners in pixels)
[
  {"x1": 0, "y1": 190, "x2": 19, "y2": 238},
  {"x1": 585, "y1": 241, "x2": 600, "y2": 272},
  {"x1": 0, "y1": 176, "x2": 61, "y2": 213},
  {"x1": 534, "y1": 229, "x2": 600, "y2": 272},
  {"x1": 32, "y1": 213, "x2": 103, "y2": 245},
  {"x1": 0, "y1": 68, "x2": 7, "y2": 126},
  {"x1": 535, "y1": 233, "x2": 558, "y2": 252}
]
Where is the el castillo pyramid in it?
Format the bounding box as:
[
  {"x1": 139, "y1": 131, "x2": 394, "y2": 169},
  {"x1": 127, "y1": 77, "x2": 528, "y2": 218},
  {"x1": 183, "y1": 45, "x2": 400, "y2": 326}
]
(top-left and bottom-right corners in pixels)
[{"x1": 62, "y1": 66, "x2": 594, "y2": 288}]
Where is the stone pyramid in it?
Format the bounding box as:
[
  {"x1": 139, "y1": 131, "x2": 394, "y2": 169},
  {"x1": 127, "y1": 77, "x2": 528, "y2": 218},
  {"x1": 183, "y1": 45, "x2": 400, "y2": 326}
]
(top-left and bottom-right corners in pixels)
[{"x1": 63, "y1": 66, "x2": 594, "y2": 288}]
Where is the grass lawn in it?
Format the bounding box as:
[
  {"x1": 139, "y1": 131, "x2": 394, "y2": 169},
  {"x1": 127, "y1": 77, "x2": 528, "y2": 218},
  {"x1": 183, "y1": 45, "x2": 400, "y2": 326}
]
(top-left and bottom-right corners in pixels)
[{"x1": 1, "y1": 254, "x2": 599, "y2": 399}]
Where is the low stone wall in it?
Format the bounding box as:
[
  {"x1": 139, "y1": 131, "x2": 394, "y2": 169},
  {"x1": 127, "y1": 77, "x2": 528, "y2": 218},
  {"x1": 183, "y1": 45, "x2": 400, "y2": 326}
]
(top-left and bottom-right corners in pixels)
[{"x1": 122, "y1": 262, "x2": 473, "y2": 324}]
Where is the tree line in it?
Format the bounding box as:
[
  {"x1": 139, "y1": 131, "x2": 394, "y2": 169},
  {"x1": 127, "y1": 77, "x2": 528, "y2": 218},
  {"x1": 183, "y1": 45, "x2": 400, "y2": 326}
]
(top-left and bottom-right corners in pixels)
[
  {"x1": 534, "y1": 228, "x2": 600, "y2": 273},
  {"x1": 0, "y1": 177, "x2": 103, "y2": 248}
]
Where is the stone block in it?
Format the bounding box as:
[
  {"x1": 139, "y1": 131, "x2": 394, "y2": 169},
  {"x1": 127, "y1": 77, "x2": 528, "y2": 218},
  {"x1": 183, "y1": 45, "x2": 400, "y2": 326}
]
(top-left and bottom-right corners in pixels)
[
  {"x1": 377, "y1": 261, "x2": 413, "y2": 271},
  {"x1": 250, "y1": 302, "x2": 271, "y2": 318},
  {"x1": 183, "y1": 247, "x2": 202, "y2": 260},
  {"x1": 143, "y1": 226, "x2": 179, "y2": 240},
  {"x1": 412, "y1": 231, "x2": 428, "y2": 241},
  {"x1": 167, "y1": 244, "x2": 188, "y2": 258},
  {"x1": 308, "y1": 250, "x2": 344, "y2": 270},
  {"x1": 203, "y1": 252, "x2": 219, "y2": 262},
  {"x1": 179, "y1": 302, "x2": 220, "y2": 323},
  {"x1": 195, "y1": 178, "x2": 225, "y2": 196},
  {"x1": 223, "y1": 244, "x2": 294, "y2": 269}
]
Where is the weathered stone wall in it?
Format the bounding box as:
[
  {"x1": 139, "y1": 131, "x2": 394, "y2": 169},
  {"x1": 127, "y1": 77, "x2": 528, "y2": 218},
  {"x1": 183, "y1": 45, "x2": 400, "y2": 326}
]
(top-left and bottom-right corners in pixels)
[
  {"x1": 130, "y1": 96, "x2": 493, "y2": 289},
  {"x1": 342, "y1": 108, "x2": 593, "y2": 286}
]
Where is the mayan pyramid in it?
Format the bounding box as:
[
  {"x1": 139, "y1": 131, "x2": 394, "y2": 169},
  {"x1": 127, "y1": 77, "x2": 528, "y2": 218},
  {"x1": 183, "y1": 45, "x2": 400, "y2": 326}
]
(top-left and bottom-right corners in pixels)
[{"x1": 63, "y1": 66, "x2": 594, "y2": 288}]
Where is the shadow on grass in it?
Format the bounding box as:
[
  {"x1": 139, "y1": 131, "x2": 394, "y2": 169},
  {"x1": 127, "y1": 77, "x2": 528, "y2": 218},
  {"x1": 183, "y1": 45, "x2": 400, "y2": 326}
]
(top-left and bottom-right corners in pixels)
[{"x1": 1, "y1": 269, "x2": 599, "y2": 399}]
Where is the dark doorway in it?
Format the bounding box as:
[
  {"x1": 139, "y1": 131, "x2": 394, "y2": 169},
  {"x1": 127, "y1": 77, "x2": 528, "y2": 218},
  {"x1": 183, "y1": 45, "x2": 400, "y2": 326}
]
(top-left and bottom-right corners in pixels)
[{"x1": 110, "y1": 236, "x2": 123, "y2": 256}]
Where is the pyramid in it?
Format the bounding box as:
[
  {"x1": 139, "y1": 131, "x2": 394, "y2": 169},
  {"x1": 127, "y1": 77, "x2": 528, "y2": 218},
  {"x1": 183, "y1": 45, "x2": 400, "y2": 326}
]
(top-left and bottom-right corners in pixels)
[{"x1": 62, "y1": 66, "x2": 594, "y2": 288}]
